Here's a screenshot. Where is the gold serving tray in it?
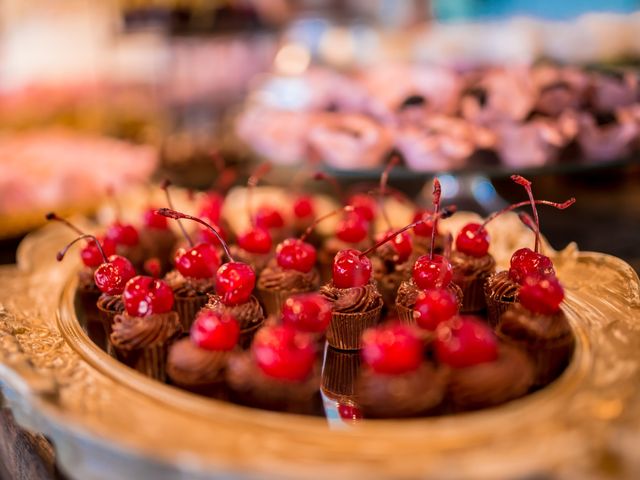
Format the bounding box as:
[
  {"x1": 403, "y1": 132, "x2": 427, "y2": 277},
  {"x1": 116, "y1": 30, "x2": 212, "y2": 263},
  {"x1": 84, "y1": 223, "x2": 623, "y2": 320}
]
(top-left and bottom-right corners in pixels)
[{"x1": 1, "y1": 221, "x2": 640, "y2": 479}]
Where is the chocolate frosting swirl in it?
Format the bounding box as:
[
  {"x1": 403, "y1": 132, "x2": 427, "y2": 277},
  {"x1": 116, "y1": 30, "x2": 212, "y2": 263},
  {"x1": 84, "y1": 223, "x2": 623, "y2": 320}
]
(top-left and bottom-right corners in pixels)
[
  {"x1": 97, "y1": 293, "x2": 125, "y2": 313},
  {"x1": 167, "y1": 338, "x2": 228, "y2": 387},
  {"x1": 497, "y1": 303, "x2": 573, "y2": 348},
  {"x1": 484, "y1": 270, "x2": 519, "y2": 303},
  {"x1": 205, "y1": 295, "x2": 264, "y2": 330},
  {"x1": 110, "y1": 311, "x2": 182, "y2": 351},
  {"x1": 447, "y1": 343, "x2": 534, "y2": 410},
  {"x1": 164, "y1": 270, "x2": 216, "y2": 298},
  {"x1": 257, "y1": 260, "x2": 320, "y2": 292},
  {"x1": 451, "y1": 251, "x2": 496, "y2": 281},
  {"x1": 356, "y1": 363, "x2": 448, "y2": 418},
  {"x1": 320, "y1": 279, "x2": 382, "y2": 314}
]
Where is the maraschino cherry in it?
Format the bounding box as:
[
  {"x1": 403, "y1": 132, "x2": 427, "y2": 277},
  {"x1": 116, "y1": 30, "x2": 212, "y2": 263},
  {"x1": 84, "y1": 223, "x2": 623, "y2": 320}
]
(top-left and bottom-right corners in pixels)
[
  {"x1": 454, "y1": 176, "x2": 575, "y2": 259},
  {"x1": 519, "y1": 275, "x2": 565, "y2": 315},
  {"x1": 434, "y1": 316, "x2": 498, "y2": 368},
  {"x1": 333, "y1": 211, "x2": 444, "y2": 289},
  {"x1": 412, "y1": 178, "x2": 455, "y2": 290},
  {"x1": 292, "y1": 195, "x2": 315, "y2": 220},
  {"x1": 361, "y1": 323, "x2": 423, "y2": 375},
  {"x1": 157, "y1": 208, "x2": 256, "y2": 306},
  {"x1": 142, "y1": 208, "x2": 169, "y2": 230},
  {"x1": 413, "y1": 288, "x2": 458, "y2": 331},
  {"x1": 190, "y1": 309, "x2": 240, "y2": 351},
  {"x1": 507, "y1": 175, "x2": 575, "y2": 283},
  {"x1": 45, "y1": 213, "x2": 116, "y2": 268},
  {"x1": 277, "y1": 206, "x2": 353, "y2": 273},
  {"x1": 162, "y1": 180, "x2": 221, "y2": 279},
  {"x1": 55, "y1": 233, "x2": 135, "y2": 295},
  {"x1": 252, "y1": 325, "x2": 316, "y2": 382},
  {"x1": 347, "y1": 193, "x2": 377, "y2": 222},
  {"x1": 104, "y1": 188, "x2": 139, "y2": 247},
  {"x1": 281, "y1": 293, "x2": 332, "y2": 333},
  {"x1": 123, "y1": 275, "x2": 174, "y2": 317},
  {"x1": 237, "y1": 163, "x2": 275, "y2": 254}
]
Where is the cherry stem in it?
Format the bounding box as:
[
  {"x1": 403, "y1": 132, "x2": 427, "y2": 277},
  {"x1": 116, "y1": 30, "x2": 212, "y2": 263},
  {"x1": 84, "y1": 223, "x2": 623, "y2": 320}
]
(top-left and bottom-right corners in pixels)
[
  {"x1": 313, "y1": 171, "x2": 344, "y2": 204},
  {"x1": 161, "y1": 179, "x2": 194, "y2": 247},
  {"x1": 247, "y1": 162, "x2": 272, "y2": 226},
  {"x1": 57, "y1": 234, "x2": 106, "y2": 263},
  {"x1": 379, "y1": 156, "x2": 400, "y2": 230},
  {"x1": 358, "y1": 205, "x2": 457, "y2": 259},
  {"x1": 430, "y1": 178, "x2": 442, "y2": 261},
  {"x1": 480, "y1": 198, "x2": 576, "y2": 230},
  {"x1": 156, "y1": 208, "x2": 235, "y2": 262},
  {"x1": 511, "y1": 175, "x2": 540, "y2": 252},
  {"x1": 300, "y1": 205, "x2": 354, "y2": 242},
  {"x1": 45, "y1": 212, "x2": 84, "y2": 236}
]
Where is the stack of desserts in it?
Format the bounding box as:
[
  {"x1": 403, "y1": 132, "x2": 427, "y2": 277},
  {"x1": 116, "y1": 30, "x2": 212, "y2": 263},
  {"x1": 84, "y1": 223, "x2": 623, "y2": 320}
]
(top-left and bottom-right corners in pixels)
[{"x1": 50, "y1": 170, "x2": 577, "y2": 419}]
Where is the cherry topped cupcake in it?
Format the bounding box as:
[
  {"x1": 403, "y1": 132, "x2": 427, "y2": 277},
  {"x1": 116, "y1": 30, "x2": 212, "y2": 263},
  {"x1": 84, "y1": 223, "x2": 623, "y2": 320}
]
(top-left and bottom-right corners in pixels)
[
  {"x1": 111, "y1": 275, "x2": 182, "y2": 381},
  {"x1": 157, "y1": 207, "x2": 266, "y2": 350},
  {"x1": 256, "y1": 208, "x2": 346, "y2": 316},
  {"x1": 138, "y1": 204, "x2": 177, "y2": 275},
  {"x1": 435, "y1": 316, "x2": 534, "y2": 411},
  {"x1": 226, "y1": 324, "x2": 321, "y2": 415},
  {"x1": 484, "y1": 175, "x2": 575, "y2": 325},
  {"x1": 497, "y1": 274, "x2": 574, "y2": 387},
  {"x1": 167, "y1": 308, "x2": 240, "y2": 397},
  {"x1": 356, "y1": 322, "x2": 448, "y2": 418},
  {"x1": 53, "y1": 227, "x2": 136, "y2": 355}
]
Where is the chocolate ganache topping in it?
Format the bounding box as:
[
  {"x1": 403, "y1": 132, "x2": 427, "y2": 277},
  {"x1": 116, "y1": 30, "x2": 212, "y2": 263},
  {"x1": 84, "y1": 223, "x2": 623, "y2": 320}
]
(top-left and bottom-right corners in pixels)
[
  {"x1": 356, "y1": 363, "x2": 448, "y2": 418},
  {"x1": 450, "y1": 251, "x2": 496, "y2": 281},
  {"x1": 484, "y1": 270, "x2": 519, "y2": 303},
  {"x1": 110, "y1": 311, "x2": 182, "y2": 351},
  {"x1": 320, "y1": 279, "x2": 382, "y2": 314},
  {"x1": 447, "y1": 343, "x2": 534, "y2": 410},
  {"x1": 167, "y1": 338, "x2": 228, "y2": 387},
  {"x1": 165, "y1": 270, "x2": 216, "y2": 297},
  {"x1": 97, "y1": 293, "x2": 125, "y2": 313},
  {"x1": 206, "y1": 295, "x2": 264, "y2": 330},
  {"x1": 497, "y1": 303, "x2": 573, "y2": 347},
  {"x1": 257, "y1": 260, "x2": 320, "y2": 292}
]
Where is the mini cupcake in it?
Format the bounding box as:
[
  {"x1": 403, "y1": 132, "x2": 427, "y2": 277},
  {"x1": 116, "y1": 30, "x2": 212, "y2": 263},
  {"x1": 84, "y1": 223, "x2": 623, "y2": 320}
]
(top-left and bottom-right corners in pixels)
[
  {"x1": 320, "y1": 249, "x2": 384, "y2": 350},
  {"x1": 411, "y1": 208, "x2": 446, "y2": 257},
  {"x1": 318, "y1": 211, "x2": 370, "y2": 283},
  {"x1": 370, "y1": 237, "x2": 414, "y2": 312},
  {"x1": 395, "y1": 255, "x2": 464, "y2": 324},
  {"x1": 496, "y1": 275, "x2": 574, "y2": 387},
  {"x1": 226, "y1": 325, "x2": 321, "y2": 415},
  {"x1": 167, "y1": 309, "x2": 240, "y2": 397},
  {"x1": 257, "y1": 236, "x2": 321, "y2": 316},
  {"x1": 110, "y1": 276, "x2": 182, "y2": 381},
  {"x1": 356, "y1": 323, "x2": 447, "y2": 418},
  {"x1": 434, "y1": 316, "x2": 534, "y2": 411},
  {"x1": 205, "y1": 294, "x2": 265, "y2": 350}
]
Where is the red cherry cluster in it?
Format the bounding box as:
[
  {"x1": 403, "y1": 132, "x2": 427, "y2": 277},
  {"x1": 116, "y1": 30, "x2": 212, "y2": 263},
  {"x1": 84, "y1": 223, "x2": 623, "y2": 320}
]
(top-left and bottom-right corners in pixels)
[
  {"x1": 190, "y1": 309, "x2": 240, "y2": 351},
  {"x1": 123, "y1": 275, "x2": 174, "y2": 317},
  {"x1": 157, "y1": 208, "x2": 256, "y2": 306}
]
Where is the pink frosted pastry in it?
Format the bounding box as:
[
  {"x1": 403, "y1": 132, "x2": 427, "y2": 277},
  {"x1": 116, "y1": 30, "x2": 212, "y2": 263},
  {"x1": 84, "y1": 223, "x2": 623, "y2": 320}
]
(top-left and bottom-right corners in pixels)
[
  {"x1": 589, "y1": 71, "x2": 638, "y2": 113},
  {"x1": 460, "y1": 67, "x2": 536, "y2": 125},
  {"x1": 574, "y1": 111, "x2": 638, "y2": 162},
  {"x1": 531, "y1": 64, "x2": 590, "y2": 117},
  {"x1": 360, "y1": 64, "x2": 461, "y2": 122},
  {"x1": 494, "y1": 118, "x2": 573, "y2": 168},
  {"x1": 307, "y1": 113, "x2": 391, "y2": 170},
  {"x1": 235, "y1": 108, "x2": 311, "y2": 166}
]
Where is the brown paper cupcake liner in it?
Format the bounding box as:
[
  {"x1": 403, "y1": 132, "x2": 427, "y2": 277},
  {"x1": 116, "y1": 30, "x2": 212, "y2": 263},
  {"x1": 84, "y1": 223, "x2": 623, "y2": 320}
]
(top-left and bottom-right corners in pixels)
[
  {"x1": 115, "y1": 344, "x2": 169, "y2": 382},
  {"x1": 456, "y1": 276, "x2": 489, "y2": 313},
  {"x1": 321, "y1": 347, "x2": 361, "y2": 398},
  {"x1": 97, "y1": 303, "x2": 118, "y2": 357},
  {"x1": 76, "y1": 288, "x2": 107, "y2": 351},
  {"x1": 175, "y1": 294, "x2": 209, "y2": 332},
  {"x1": 239, "y1": 320, "x2": 265, "y2": 350},
  {"x1": 396, "y1": 302, "x2": 416, "y2": 324},
  {"x1": 257, "y1": 287, "x2": 313, "y2": 318},
  {"x1": 485, "y1": 297, "x2": 515, "y2": 328},
  {"x1": 327, "y1": 303, "x2": 383, "y2": 351}
]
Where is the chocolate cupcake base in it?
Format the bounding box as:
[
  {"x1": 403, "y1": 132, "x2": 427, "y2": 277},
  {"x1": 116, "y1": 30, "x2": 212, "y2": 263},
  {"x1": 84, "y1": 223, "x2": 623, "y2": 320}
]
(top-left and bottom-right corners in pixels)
[
  {"x1": 326, "y1": 301, "x2": 383, "y2": 351},
  {"x1": 175, "y1": 293, "x2": 209, "y2": 332},
  {"x1": 115, "y1": 345, "x2": 169, "y2": 382}
]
